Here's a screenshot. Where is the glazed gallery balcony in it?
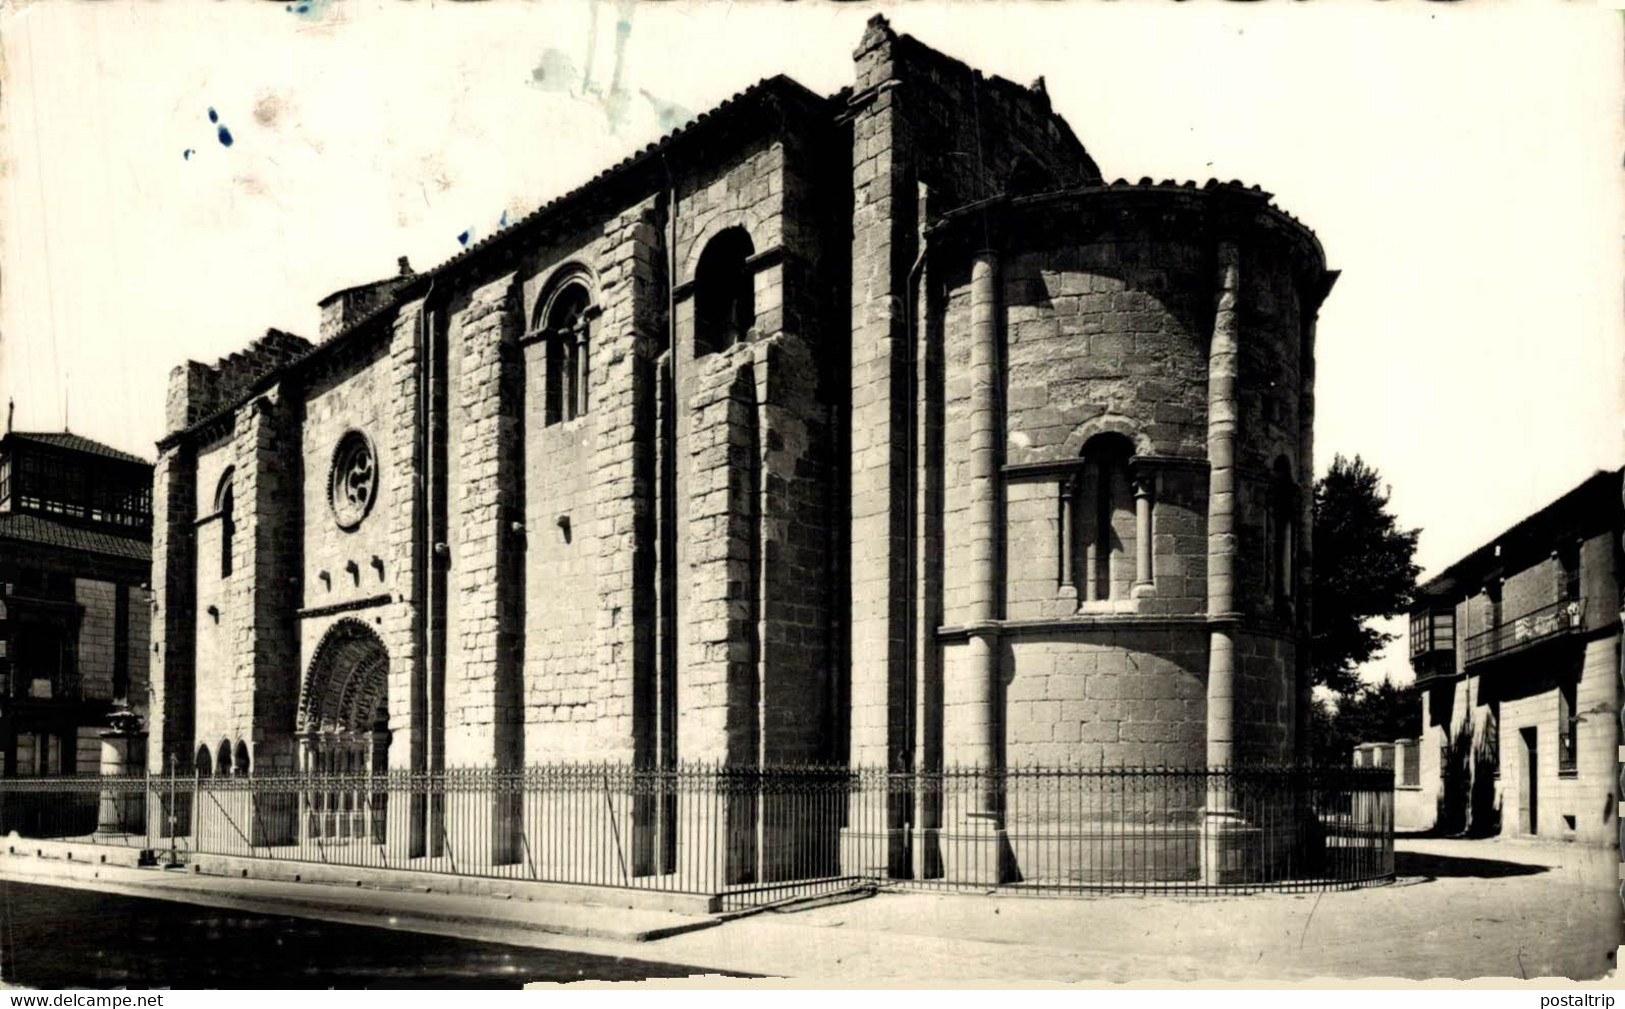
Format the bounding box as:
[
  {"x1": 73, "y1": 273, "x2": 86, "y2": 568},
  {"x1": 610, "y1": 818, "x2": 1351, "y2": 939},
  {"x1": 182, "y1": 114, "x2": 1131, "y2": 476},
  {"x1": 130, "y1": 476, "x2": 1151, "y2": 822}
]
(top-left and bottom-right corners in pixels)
[{"x1": 1463, "y1": 597, "x2": 1585, "y2": 668}]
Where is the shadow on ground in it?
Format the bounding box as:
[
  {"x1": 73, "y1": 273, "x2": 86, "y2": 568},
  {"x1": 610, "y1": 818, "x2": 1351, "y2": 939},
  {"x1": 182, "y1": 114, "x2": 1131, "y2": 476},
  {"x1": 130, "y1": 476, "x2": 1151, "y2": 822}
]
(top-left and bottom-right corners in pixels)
[{"x1": 1394, "y1": 850, "x2": 1549, "y2": 880}]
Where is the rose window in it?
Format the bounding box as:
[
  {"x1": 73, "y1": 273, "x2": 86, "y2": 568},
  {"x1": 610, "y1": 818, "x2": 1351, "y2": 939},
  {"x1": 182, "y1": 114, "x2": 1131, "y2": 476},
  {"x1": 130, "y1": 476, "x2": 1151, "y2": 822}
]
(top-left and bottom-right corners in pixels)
[{"x1": 330, "y1": 431, "x2": 378, "y2": 530}]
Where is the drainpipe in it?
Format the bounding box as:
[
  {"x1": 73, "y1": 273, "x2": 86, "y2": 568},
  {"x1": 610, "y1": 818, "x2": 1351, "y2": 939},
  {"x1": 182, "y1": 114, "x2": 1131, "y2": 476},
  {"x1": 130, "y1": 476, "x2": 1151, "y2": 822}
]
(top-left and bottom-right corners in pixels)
[
  {"x1": 661, "y1": 153, "x2": 679, "y2": 772},
  {"x1": 419, "y1": 272, "x2": 445, "y2": 850},
  {"x1": 905, "y1": 233, "x2": 927, "y2": 840}
]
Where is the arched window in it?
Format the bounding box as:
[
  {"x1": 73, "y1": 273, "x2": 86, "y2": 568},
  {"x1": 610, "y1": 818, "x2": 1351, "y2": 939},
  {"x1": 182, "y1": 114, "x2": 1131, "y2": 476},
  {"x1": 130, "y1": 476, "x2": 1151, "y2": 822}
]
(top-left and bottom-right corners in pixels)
[
  {"x1": 542, "y1": 282, "x2": 593, "y2": 425},
  {"x1": 234, "y1": 740, "x2": 252, "y2": 777},
  {"x1": 1267, "y1": 457, "x2": 1298, "y2": 615},
  {"x1": 194, "y1": 743, "x2": 212, "y2": 777},
  {"x1": 1071, "y1": 434, "x2": 1136, "y2": 604},
  {"x1": 694, "y1": 228, "x2": 755, "y2": 356},
  {"x1": 216, "y1": 469, "x2": 236, "y2": 579},
  {"x1": 216, "y1": 739, "x2": 231, "y2": 777}
]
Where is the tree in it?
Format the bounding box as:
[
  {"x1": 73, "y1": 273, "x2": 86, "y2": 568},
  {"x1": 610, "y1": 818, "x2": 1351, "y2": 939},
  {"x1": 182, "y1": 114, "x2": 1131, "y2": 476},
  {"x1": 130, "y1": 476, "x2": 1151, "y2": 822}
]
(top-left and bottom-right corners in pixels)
[
  {"x1": 1311, "y1": 454, "x2": 1421, "y2": 698},
  {"x1": 1309, "y1": 679, "x2": 1421, "y2": 766}
]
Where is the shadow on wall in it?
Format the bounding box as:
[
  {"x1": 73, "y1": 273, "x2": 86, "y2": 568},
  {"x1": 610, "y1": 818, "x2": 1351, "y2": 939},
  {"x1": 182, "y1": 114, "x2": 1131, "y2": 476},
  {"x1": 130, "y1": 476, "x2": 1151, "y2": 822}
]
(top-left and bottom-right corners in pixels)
[{"x1": 1436, "y1": 716, "x2": 1500, "y2": 838}]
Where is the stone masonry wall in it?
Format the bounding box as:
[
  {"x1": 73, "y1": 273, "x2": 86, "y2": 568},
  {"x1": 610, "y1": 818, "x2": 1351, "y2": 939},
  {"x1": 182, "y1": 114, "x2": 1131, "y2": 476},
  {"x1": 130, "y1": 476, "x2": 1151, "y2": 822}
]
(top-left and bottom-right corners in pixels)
[
  {"x1": 380, "y1": 300, "x2": 425, "y2": 770},
  {"x1": 300, "y1": 347, "x2": 394, "y2": 616},
  {"x1": 845, "y1": 14, "x2": 1101, "y2": 773},
  {"x1": 1000, "y1": 239, "x2": 1211, "y2": 469},
  {"x1": 232, "y1": 387, "x2": 303, "y2": 772},
  {"x1": 127, "y1": 585, "x2": 151, "y2": 711},
  {"x1": 997, "y1": 626, "x2": 1209, "y2": 767},
  {"x1": 1234, "y1": 240, "x2": 1305, "y2": 620},
  {"x1": 672, "y1": 132, "x2": 818, "y2": 765},
  {"x1": 1232, "y1": 630, "x2": 1294, "y2": 764},
  {"x1": 516, "y1": 232, "x2": 606, "y2": 762},
  {"x1": 190, "y1": 437, "x2": 234, "y2": 766},
  {"x1": 444, "y1": 273, "x2": 525, "y2": 769},
  {"x1": 521, "y1": 342, "x2": 599, "y2": 759},
  {"x1": 589, "y1": 199, "x2": 665, "y2": 763},
  {"x1": 754, "y1": 335, "x2": 832, "y2": 764},
  {"x1": 1494, "y1": 633, "x2": 1618, "y2": 844},
  {"x1": 149, "y1": 444, "x2": 197, "y2": 772},
  {"x1": 293, "y1": 324, "x2": 419, "y2": 769},
  {"x1": 845, "y1": 65, "x2": 916, "y2": 771},
  {"x1": 857, "y1": 18, "x2": 1100, "y2": 208},
  {"x1": 74, "y1": 578, "x2": 117, "y2": 702}
]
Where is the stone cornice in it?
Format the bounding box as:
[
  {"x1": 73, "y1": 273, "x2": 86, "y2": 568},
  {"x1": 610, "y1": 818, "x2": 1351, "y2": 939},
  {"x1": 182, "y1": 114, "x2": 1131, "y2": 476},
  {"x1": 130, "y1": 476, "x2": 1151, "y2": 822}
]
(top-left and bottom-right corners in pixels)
[
  {"x1": 1003, "y1": 453, "x2": 1209, "y2": 480},
  {"x1": 924, "y1": 181, "x2": 1328, "y2": 285},
  {"x1": 937, "y1": 611, "x2": 1304, "y2": 642},
  {"x1": 296, "y1": 592, "x2": 395, "y2": 622}
]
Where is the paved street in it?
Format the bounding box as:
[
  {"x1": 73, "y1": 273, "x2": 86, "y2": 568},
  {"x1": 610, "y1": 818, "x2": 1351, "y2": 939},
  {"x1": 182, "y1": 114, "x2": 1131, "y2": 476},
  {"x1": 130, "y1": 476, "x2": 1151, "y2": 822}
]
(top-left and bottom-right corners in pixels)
[
  {"x1": 639, "y1": 836, "x2": 1620, "y2": 982},
  {"x1": 0, "y1": 879, "x2": 745, "y2": 989},
  {"x1": 1, "y1": 836, "x2": 1615, "y2": 984}
]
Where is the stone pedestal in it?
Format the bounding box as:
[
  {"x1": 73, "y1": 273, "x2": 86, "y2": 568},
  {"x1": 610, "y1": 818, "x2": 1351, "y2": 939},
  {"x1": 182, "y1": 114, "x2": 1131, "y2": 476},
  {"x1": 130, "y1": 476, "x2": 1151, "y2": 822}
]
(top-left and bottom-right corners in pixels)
[
  {"x1": 909, "y1": 827, "x2": 942, "y2": 881},
  {"x1": 838, "y1": 825, "x2": 907, "y2": 881},
  {"x1": 95, "y1": 712, "x2": 146, "y2": 837},
  {"x1": 1199, "y1": 809, "x2": 1260, "y2": 885},
  {"x1": 939, "y1": 814, "x2": 1014, "y2": 886}
]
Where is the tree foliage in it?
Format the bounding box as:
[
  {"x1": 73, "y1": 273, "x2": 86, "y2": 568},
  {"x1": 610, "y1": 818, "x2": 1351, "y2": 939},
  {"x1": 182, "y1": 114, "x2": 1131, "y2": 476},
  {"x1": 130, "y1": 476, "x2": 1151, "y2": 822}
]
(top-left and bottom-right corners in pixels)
[
  {"x1": 1309, "y1": 679, "x2": 1421, "y2": 766},
  {"x1": 1311, "y1": 454, "x2": 1421, "y2": 697}
]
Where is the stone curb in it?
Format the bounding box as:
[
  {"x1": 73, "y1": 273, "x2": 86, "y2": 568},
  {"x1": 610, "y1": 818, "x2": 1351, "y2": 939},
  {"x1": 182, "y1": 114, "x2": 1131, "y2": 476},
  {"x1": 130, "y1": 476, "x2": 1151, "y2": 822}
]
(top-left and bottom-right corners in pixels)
[{"x1": 0, "y1": 852, "x2": 720, "y2": 944}]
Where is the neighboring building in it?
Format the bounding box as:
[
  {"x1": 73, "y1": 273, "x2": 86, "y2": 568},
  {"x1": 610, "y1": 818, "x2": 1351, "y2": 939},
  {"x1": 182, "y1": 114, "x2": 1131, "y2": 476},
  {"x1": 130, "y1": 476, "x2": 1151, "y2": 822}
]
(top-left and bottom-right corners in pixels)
[
  {"x1": 1410, "y1": 468, "x2": 1621, "y2": 845},
  {"x1": 148, "y1": 17, "x2": 1335, "y2": 878},
  {"x1": 0, "y1": 429, "x2": 153, "y2": 777}
]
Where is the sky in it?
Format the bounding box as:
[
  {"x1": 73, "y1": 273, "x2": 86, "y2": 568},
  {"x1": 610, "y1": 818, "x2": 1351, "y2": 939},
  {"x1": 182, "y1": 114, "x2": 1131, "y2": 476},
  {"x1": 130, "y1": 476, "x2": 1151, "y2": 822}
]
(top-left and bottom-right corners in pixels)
[{"x1": 1, "y1": 1, "x2": 1619, "y2": 688}]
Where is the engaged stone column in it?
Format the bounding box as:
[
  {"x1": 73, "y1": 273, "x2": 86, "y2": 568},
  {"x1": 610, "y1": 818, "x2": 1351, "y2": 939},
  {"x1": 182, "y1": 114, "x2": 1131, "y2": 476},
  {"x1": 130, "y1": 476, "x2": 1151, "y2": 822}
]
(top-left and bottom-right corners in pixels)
[
  {"x1": 941, "y1": 249, "x2": 1010, "y2": 885},
  {"x1": 962, "y1": 249, "x2": 1001, "y2": 776},
  {"x1": 1058, "y1": 474, "x2": 1077, "y2": 599},
  {"x1": 1202, "y1": 238, "x2": 1251, "y2": 884},
  {"x1": 1205, "y1": 240, "x2": 1241, "y2": 770},
  {"x1": 1133, "y1": 472, "x2": 1154, "y2": 591}
]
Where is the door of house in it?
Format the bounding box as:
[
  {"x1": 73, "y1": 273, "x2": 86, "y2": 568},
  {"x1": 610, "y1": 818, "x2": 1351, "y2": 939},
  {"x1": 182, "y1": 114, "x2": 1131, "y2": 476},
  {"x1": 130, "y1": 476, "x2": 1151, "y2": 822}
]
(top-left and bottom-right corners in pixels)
[{"x1": 1519, "y1": 727, "x2": 1538, "y2": 835}]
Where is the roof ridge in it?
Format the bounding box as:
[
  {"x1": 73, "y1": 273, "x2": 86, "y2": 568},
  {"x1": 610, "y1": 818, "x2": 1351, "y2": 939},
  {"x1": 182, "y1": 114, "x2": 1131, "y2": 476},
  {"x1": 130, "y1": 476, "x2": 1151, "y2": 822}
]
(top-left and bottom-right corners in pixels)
[
  {"x1": 161, "y1": 74, "x2": 834, "y2": 449},
  {"x1": 7, "y1": 430, "x2": 150, "y2": 466}
]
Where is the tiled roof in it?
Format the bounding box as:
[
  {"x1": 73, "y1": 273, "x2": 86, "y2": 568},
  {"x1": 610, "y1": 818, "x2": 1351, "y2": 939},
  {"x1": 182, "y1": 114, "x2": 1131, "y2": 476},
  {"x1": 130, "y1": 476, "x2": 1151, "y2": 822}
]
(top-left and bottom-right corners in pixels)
[
  {"x1": 8, "y1": 431, "x2": 149, "y2": 467},
  {"x1": 413, "y1": 75, "x2": 827, "y2": 280},
  {"x1": 165, "y1": 74, "x2": 831, "y2": 449},
  {"x1": 0, "y1": 512, "x2": 151, "y2": 563},
  {"x1": 1414, "y1": 468, "x2": 1622, "y2": 602}
]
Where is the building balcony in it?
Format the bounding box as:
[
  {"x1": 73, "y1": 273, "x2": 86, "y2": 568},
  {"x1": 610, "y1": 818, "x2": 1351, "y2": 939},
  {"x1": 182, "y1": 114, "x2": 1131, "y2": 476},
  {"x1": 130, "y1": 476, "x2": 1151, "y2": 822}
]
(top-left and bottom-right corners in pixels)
[
  {"x1": 1409, "y1": 607, "x2": 1458, "y2": 685},
  {"x1": 0, "y1": 668, "x2": 83, "y2": 706},
  {"x1": 1463, "y1": 597, "x2": 1584, "y2": 668}
]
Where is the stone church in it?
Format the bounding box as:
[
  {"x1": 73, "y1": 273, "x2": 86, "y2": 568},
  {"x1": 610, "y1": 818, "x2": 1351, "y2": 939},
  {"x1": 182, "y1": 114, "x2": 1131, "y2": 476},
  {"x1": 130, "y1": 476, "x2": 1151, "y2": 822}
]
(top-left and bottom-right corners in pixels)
[{"x1": 149, "y1": 17, "x2": 1335, "y2": 869}]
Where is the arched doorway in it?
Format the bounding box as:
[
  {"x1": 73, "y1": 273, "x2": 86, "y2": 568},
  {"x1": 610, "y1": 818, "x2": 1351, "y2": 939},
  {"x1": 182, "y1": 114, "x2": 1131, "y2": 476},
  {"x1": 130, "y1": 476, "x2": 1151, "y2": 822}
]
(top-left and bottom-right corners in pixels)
[{"x1": 298, "y1": 619, "x2": 390, "y2": 843}]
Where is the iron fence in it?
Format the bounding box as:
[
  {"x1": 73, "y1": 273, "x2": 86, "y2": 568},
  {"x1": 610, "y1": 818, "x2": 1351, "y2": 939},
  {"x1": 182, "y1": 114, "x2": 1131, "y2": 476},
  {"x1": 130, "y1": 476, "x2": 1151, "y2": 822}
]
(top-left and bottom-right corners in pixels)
[{"x1": 0, "y1": 764, "x2": 1392, "y2": 907}]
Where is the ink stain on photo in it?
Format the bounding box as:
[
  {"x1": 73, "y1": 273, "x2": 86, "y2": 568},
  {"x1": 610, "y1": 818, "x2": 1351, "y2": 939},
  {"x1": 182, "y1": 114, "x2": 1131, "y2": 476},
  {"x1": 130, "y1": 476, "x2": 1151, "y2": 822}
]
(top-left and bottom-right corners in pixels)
[{"x1": 284, "y1": 0, "x2": 331, "y2": 18}]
